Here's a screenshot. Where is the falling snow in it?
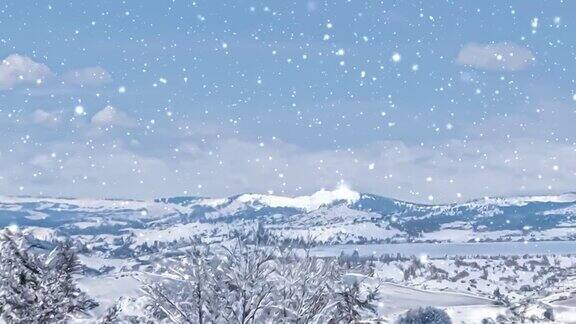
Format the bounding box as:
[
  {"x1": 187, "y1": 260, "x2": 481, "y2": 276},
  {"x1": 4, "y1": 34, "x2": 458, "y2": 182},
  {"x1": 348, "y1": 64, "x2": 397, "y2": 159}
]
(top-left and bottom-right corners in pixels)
[{"x1": 0, "y1": 1, "x2": 572, "y2": 205}]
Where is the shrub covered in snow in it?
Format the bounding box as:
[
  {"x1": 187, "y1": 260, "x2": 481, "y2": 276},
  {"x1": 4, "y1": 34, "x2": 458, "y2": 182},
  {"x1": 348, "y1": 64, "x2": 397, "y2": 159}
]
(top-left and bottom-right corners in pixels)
[
  {"x1": 396, "y1": 306, "x2": 452, "y2": 324},
  {"x1": 0, "y1": 229, "x2": 97, "y2": 323},
  {"x1": 140, "y1": 244, "x2": 380, "y2": 323}
]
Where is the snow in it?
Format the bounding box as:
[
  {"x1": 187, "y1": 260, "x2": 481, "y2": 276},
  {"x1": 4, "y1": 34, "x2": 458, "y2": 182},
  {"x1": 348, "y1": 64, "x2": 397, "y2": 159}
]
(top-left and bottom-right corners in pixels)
[
  {"x1": 22, "y1": 227, "x2": 60, "y2": 241},
  {"x1": 468, "y1": 192, "x2": 576, "y2": 207},
  {"x1": 77, "y1": 255, "x2": 133, "y2": 270},
  {"x1": 0, "y1": 196, "x2": 150, "y2": 210},
  {"x1": 130, "y1": 222, "x2": 230, "y2": 245},
  {"x1": 78, "y1": 275, "x2": 142, "y2": 313},
  {"x1": 194, "y1": 197, "x2": 229, "y2": 208},
  {"x1": 236, "y1": 186, "x2": 360, "y2": 212},
  {"x1": 309, "y1": 241, "x2": 576, "y2": 257},
  {"x1": 24, "y1": 211, "x2": 49, "y2": 220},
  {"x1": 421, "y1": 228, "x2": 519, "y2": 242},
  {"x1": 0, "y1": 195, "x2": 197, "y2": 220},
  {"x1": 446, "y1": 305, "x2": 507, "y2": 324},
  {"x1": 375, "y1": 282, "x2": 494, "y2": 317},
  {"x1": 69, "y1": 219, "x2": 128, "y2": 230},
  {"x1": 277, "y1": 222, "x2": 402, "y2": 244}
]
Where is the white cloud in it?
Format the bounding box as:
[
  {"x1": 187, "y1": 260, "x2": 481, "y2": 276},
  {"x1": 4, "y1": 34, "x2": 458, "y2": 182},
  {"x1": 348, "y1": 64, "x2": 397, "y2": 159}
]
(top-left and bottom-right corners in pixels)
[
  {"x1": 0, "y1": 54, "x2": 52, "y2": 90},
  {"x1": 456, "y1": 42, "x2": 535, "y2": 71},
  {"x1": 0, "y1": 54, "x2": 113, "y2": 91},
  {"x1": 2, "y1": 131, "x2": 574, "y2": 204},
  {"x1": 3, "y1": 108, "x2": 575, "y2": 203},
  {"x1": 63, "y1": 66, "x2": 112, "y2": 86},
  {"x1": 31, "y1": 109, "x2": 60, "y2": 126},
  {"x1": 91, "y1": 106, "x2": 135, "y2": 128}
]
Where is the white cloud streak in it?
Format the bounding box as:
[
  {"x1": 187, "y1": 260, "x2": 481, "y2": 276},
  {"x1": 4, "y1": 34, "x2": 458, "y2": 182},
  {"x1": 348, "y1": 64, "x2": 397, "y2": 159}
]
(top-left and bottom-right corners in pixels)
[
  {"x1": 0, "y1": 54, "x2": 52, "y2": 90},
  {"x1": 31, "y1": 109, "x2": 60, "y2": 126},
  {"x1": 63, "y1": 66, "x2": 112, "y2": 86},
  {"x1": 456, "y1": 42, "x2": 535, "y2": 71},
  {"x1": 0, "y1": 54, "x2": 113, "y2": 90},
  {"x1": 91, "y1": 106, "x2": 136, "y2": 128}
]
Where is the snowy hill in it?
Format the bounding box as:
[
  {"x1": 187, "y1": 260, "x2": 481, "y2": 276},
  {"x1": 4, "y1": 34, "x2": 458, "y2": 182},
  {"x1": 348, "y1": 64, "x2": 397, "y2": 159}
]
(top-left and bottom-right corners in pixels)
[{"x1": 2, "y1": 188, "x2": 576, "y2": 249}]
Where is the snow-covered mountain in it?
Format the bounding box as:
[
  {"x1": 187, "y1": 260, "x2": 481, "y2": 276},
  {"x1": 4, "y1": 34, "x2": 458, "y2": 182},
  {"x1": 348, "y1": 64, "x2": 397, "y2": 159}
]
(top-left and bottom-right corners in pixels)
[{"x1": 2, "y1": 187, "x2": 576, "y2": 247}]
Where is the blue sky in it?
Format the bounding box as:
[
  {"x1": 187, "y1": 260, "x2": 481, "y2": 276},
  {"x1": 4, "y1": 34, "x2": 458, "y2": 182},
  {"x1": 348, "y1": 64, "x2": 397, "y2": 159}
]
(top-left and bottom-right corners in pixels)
[{"x1": 0, "y1": 0, "x2": 575, "y2": 202}]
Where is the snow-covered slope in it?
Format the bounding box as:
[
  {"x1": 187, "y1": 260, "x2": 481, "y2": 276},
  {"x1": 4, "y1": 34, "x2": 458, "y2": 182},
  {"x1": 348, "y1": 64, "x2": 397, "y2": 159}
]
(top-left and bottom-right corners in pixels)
[
  {"x1": 234, "y1": 186, "x2": 360, "y2": 211},
  {"x1": 2, "y1": 188, "x2": 576, "y2": 247}
]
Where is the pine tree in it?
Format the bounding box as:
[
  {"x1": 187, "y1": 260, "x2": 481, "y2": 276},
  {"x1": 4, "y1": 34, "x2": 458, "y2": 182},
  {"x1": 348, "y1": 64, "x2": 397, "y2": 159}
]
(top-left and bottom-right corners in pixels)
[
  {"x1": 0, "y1": 229, "x2": 43, "y2": 323},
  {"x1": 0, "y1": 229, "x2": 97, "y2": 323},
  {"x1": 41, "y1": 241, "x2": 98, "y2": 321}
]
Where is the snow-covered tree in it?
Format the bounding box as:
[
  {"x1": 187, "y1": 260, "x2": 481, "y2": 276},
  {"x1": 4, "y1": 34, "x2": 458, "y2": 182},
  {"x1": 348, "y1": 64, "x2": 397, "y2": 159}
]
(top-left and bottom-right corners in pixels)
[
  {"x1": 0, "y1": 229, "x2": 96, "y2": 323},
  {"x1": 396, "y1": 306, "x2": 452, "y2": 324},
  {"x1": 98, "y1": 298, "x2": 154, "y2": 324},
  {"x1": 328, "y1": 279, "x2": 379, "y2": 323},
  {"x1": 0, "y1": 229, "x2": 43, "y2": 322},
  {"x1": 41, "y1": 241, "x2": 97, "y2": 321},
  {"x1": 271, "y1": 251, "x2": 335, "y2": 323},
  {"x1": 141, "y1": 247, "x2": 221, "y2": 323},
  {"x1": 218, "y1": 245, "x2": 276, "y2": 323},
  {"x1": 141, "y1": 244, "x2": 380, "y2": 323}
]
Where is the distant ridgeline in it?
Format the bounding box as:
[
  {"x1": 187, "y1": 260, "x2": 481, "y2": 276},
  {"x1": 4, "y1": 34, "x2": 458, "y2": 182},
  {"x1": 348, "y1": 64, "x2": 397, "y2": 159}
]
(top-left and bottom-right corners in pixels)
[{"x1": 1, "y1": 189, "x2": 576, "y2": 247}]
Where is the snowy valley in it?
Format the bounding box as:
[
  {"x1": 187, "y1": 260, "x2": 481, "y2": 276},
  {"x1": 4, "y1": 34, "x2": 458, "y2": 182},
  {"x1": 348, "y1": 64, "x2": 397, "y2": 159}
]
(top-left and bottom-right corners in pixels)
[{"x1": 2, "y1": 189, "x2": 576, "y2": 322}]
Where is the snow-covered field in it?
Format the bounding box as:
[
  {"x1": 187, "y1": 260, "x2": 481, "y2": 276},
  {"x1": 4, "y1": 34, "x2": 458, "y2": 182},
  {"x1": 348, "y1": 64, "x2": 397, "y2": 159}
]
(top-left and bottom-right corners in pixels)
[
  {"x1": 69, "y1": 245, "x2": 576, "y2": 322},
  {"x1": 308, "y1": 240, "x2": 576, "y2": 258}
]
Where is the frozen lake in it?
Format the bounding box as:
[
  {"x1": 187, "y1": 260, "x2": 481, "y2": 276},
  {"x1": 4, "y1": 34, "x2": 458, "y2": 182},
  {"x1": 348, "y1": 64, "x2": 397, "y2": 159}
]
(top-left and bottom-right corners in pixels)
[{"x1": 308, "y1": 240, "x2": 576, "y2": 257}]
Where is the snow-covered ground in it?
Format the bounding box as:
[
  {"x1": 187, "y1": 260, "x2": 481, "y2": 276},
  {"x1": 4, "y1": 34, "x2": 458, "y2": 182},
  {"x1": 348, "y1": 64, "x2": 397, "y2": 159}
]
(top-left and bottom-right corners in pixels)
[
  {"x1": 66, "y1": 240, "x2": 576, "y2": 322},
  {"x1": 308, "y1": 240, "x2": 576, "y2": 258}
]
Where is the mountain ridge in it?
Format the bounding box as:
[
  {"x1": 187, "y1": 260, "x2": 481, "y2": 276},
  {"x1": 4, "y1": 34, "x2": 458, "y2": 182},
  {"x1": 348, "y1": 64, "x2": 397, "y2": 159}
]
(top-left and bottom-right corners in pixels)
[
  {"x1": 5, "y1": 187, "x2": 576, "y2": 210},
  {"x1": 1, "y1": 188, "x2": 576, "y2": 247}
]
